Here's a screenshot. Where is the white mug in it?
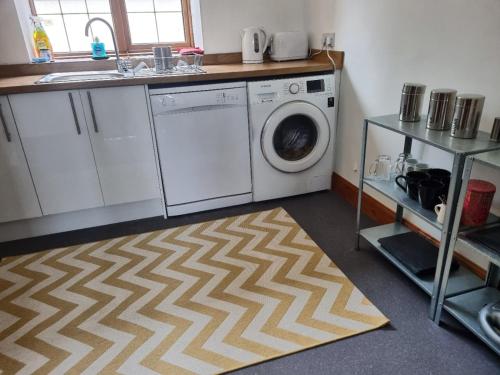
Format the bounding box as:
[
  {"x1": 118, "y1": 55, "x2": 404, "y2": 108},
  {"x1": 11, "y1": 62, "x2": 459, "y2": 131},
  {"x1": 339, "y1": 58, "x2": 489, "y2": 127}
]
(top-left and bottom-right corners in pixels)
[{"x1": 435, "y1": 203, "x2": 446, "y2": 224}]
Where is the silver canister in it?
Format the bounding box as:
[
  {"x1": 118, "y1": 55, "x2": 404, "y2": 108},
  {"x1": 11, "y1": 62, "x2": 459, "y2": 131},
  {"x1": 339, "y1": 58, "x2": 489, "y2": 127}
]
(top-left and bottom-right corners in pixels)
[
  {"x1": 450, "y1": 94, "x2": 485, "y2": 139},
  {"x1": 426, "y1": 89, "x2": 457, "y2": 130},
  {"x1": 399, "y1": 83, "x2": 426, "y2": 122},
  {"x1": 491, "y1": 118, "x2": 500, "y2": 142}
]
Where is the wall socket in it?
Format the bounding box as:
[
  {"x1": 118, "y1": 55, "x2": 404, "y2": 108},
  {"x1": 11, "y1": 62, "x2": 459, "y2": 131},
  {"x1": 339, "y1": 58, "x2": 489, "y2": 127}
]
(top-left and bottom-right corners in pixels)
[{"x1": 322, "y1": 33, "x2": 335, "y2": 50}]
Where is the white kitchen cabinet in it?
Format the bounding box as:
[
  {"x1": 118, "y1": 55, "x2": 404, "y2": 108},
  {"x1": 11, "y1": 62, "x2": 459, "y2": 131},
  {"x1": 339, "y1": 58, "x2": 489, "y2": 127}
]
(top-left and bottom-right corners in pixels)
[
  {"x1": 9, "y1": 90, "x2": 104, "y2": 215},
  {"x1": 0, "y1": 96, "x2": 42, "y2": 223},
  {"x1": 81, "y1": 86, "x2": 160, "y2": 206}
]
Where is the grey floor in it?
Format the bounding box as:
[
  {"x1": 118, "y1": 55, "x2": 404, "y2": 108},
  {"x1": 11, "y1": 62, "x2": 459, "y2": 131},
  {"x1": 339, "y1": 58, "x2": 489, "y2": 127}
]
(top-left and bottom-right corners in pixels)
[{"x1": 2, "y1": 191, "x2": 499, "y2": 374}]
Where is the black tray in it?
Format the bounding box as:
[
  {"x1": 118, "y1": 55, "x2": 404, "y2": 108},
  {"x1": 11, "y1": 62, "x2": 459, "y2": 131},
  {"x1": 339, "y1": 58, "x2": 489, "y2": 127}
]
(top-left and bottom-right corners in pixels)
[{"x1": 379, "y1": 232, "x2": 459, "y2": 276}]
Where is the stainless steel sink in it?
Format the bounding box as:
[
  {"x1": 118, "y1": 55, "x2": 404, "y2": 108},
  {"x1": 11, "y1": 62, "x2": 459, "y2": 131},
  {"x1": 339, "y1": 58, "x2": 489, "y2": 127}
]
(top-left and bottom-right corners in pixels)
[{"x1": 37, "y1": 70, "x2": 124, "y2": 84}]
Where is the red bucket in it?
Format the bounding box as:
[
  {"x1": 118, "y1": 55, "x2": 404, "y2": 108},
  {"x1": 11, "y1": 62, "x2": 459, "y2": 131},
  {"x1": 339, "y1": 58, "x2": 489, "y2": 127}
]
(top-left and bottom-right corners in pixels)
[{"x1": 462, "y1": 179, "x2": 496, "y2": 227}]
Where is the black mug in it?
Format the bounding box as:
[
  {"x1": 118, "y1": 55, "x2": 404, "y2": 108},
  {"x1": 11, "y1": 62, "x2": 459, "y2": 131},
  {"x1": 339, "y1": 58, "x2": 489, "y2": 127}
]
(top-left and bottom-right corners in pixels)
[
  {"x1": 396, "y1": 171, "x2": 430, "y2": 200},
  {"x1": 419, "y1": 179, "x2": 445, "y2": 210},
  {"x1": 426, "y1": 169, "x2": 451, "y2": 194}
]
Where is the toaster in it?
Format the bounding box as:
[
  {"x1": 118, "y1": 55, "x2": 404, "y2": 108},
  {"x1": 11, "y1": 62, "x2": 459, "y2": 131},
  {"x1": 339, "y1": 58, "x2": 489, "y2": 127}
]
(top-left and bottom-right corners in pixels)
[{"x1": 270, "y1": 32, "x2": 309, "y2": 62}]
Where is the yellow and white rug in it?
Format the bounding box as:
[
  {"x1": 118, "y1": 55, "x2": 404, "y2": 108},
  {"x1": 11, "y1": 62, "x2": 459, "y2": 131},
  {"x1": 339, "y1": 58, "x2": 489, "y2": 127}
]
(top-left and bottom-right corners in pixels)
[{"x1": 0, "y1": 208, "x2": 388, "y2": 374}]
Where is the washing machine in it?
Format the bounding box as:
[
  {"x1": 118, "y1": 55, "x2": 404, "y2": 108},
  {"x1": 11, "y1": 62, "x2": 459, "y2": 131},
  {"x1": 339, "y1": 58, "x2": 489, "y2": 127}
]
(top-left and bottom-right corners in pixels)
[{"x1": 248, "y1": 73, "x2": 337, "y2": 202}]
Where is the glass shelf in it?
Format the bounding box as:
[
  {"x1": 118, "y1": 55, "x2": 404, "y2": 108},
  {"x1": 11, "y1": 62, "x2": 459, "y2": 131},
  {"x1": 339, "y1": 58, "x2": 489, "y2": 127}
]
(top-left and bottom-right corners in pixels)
[
  {"x1": 364, "y1": 178, "x2": 443, "y2": 230},
  {"x1": 367, "y1": 115, "x2": 500, "y2": 156},
  {"x1": 457, "y1": 236, "x2": 500, "y2": 268},
  {"x1": 444, "y1": 287, "x2": 500, "y2": 356},
  {"x1": 363, "y1": 178, "x2": 499, "y2": 233},
  {"x1": 360, "y1": 223, "x2": 484, "y2": 297},
  {"x1": 474, "y1": 150, "x2": 500, "y2": 169}
]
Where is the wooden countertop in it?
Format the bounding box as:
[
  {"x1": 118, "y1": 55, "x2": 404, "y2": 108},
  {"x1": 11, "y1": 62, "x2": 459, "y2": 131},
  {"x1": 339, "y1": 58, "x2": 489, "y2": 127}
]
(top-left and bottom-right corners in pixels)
[{"x1": 0, "y1": 60, "x2": 335, "y2": 95}]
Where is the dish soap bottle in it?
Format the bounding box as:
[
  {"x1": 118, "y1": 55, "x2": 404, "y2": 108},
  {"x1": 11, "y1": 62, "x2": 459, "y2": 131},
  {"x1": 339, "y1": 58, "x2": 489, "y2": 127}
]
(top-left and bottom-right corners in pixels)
[
  {"x1": 91, "y1": 37, "x2": 108, "y2": 60},
  {"x1": 32, "y1": 17, "x2": 53, "y2": 61}
]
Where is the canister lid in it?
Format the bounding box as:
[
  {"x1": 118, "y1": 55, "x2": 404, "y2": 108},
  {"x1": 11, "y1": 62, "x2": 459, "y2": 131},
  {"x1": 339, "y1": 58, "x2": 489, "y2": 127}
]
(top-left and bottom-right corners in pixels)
[
  {"x1": 455, "y1": 94, "x2": 485, "y2": 107},
  {"x1": 430, "y1": 89, "x2": 457, "y2": 101},
  {"x1": 402, "y1": 83, "x2": 426, "y2": 94},
  {"x1": 467, "y1": 179, "x2": 496, "y2": 194}
]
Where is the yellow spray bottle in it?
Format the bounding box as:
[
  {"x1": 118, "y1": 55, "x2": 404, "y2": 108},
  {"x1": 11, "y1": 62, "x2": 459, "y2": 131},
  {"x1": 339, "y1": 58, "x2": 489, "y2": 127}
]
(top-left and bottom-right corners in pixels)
[{"x1": 32, "y1": 16, "x2": 53, "y2": 61}]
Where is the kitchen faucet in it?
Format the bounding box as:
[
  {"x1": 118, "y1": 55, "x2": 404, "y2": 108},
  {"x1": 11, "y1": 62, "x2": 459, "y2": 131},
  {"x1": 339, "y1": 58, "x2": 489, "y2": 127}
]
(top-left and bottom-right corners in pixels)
[{"x1": 84, "y1": 17, "x2": 128, "y2": 73}]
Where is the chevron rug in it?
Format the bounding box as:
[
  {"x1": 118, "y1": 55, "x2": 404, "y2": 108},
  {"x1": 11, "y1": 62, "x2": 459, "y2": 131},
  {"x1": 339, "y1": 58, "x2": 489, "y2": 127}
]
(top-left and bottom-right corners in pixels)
[{"x1": 0, "y1": 208, "x2": 388, "y2": 374}]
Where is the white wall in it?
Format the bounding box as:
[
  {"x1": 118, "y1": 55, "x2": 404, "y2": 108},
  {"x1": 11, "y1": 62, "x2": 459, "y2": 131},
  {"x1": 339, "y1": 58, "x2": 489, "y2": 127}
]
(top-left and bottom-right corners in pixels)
[
  {"x1": 0, "y1": 0, "x2": 307, "y2": 63},
  {"x1": 199, "y1": 0, "x2": 306, "y2": 53},
  {"x1": 307, "y1": 0, "x2": 500, "y2": 266},
  {"x1": 304, "y1": 0, "x2": 335, "y2": 49},
  {"x1": 0, "y1": 0, "x2": 32, "y2": 64}
]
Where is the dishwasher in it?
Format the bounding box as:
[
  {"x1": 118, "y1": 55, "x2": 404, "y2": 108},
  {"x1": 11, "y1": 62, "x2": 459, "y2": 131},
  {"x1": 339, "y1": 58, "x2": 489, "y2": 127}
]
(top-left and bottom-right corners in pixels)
[{"x1": 150, "y1": 82, "x2": 252, "y2": 216}]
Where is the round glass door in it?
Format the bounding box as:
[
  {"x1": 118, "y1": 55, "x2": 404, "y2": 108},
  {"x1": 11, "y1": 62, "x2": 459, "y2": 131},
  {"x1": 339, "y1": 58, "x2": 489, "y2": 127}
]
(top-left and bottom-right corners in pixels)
[
  {"x1": 261, "y1": 101, "x2": 330, "y2": 173},
  {"x1": 273, "y1": 114, "x2": 318, "y2": 161}
]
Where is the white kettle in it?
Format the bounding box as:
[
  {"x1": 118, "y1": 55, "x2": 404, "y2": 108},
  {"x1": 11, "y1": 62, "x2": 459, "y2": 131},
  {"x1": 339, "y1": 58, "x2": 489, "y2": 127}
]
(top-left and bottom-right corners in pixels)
[{"x1": 241, "y1": 27, "x2": 268, "y2": 64}]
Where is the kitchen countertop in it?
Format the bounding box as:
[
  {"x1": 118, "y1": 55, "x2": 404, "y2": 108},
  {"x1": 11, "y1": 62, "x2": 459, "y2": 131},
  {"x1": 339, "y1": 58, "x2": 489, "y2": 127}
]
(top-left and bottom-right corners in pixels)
[{"x1": 0, "y1": 60, "x2": 335, "y2": 95}]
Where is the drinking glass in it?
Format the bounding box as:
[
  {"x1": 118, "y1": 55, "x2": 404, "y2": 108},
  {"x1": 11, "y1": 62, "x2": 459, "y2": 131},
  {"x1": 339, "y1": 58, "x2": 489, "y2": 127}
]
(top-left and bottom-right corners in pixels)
[
  {"x1": 368, "y1": 155, "x2": 392, "y2": 181},
  {"x1": 393, "y1": 152, "x2": 413, "y2": 176},
  {"x1": 403, "y1": 158, "x2": 419, "y2": 175}
]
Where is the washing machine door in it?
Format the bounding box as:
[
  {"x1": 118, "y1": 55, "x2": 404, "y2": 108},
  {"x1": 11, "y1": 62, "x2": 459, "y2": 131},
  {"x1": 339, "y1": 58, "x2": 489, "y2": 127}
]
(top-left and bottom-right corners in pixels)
[{"x1": 261, "y1": 101, "x2": 330, "y2": 173}]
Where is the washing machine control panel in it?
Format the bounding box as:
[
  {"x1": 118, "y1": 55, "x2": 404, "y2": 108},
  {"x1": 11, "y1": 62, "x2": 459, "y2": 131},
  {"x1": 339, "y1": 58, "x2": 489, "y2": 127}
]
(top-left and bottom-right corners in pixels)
[{"x1": 249, "y1": 74, "x2": 334, "y2": 105}]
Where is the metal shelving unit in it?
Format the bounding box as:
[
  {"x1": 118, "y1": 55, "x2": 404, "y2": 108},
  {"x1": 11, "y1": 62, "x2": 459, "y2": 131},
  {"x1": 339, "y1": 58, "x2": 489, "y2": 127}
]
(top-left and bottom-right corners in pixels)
[
  {"x1": 434, "y1": 150, "x2": 500, "y2": 355},
  {"x1": 356, "y1": 115, "x2": 500, "y2": 322}
]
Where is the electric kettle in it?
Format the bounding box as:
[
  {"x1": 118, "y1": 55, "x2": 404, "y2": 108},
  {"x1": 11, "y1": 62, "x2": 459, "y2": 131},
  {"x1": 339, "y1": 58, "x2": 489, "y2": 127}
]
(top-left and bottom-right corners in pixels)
[{"x1": 241, "y1": 27, "x2": 268, "y2": 64}]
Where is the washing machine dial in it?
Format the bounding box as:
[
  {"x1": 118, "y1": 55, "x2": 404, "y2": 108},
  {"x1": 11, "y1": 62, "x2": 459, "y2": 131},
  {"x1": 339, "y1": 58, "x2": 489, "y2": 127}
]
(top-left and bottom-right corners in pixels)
[{"x1": 289, "y1": 83, "x2": 300, "y2": 95}]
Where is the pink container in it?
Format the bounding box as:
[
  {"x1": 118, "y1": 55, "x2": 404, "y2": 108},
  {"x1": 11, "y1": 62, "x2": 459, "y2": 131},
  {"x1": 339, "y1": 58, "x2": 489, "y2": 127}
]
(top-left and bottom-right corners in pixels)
[{"x1": 462, "y1": 179, "x2": 496, "y2": 227}]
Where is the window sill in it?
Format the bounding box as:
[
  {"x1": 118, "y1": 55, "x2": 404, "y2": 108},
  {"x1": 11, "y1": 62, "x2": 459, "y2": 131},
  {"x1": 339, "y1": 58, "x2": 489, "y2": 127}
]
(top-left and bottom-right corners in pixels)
[{"x1": 49, "y1": 53, "x2": 154, "y2": 63}]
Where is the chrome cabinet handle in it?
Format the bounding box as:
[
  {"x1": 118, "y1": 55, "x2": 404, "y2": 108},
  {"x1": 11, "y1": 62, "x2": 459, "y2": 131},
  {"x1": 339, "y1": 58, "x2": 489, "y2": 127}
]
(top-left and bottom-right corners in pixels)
[
  {"x1": 68, "y1": 92, "x2": 81, "y2": 135},
  {"x1": 87, "y1": 91, "x2": 99, "y2": 133},
  {"x1": 0, "y1": 103, "x2": 12, "y2": 142}
]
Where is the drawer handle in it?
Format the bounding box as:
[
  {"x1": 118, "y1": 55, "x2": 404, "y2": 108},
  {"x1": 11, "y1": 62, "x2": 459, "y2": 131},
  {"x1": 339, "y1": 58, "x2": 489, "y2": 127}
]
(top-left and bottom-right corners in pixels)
[
  {"x1": 87, "y1": 91, "x2": 99, "y2": 133},
  {"x1": 68, "y1": 92, "x2": 81, "y2": 135},
  {"x1": 0, "y1": 103, "x2": 12, "y2": 142}
]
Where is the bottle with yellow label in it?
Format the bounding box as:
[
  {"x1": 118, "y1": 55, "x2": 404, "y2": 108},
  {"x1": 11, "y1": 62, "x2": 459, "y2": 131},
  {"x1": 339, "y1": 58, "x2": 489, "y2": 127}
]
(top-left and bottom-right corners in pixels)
[{"x1": 32, "y1": 17, "x2": 53, "y2": 61}]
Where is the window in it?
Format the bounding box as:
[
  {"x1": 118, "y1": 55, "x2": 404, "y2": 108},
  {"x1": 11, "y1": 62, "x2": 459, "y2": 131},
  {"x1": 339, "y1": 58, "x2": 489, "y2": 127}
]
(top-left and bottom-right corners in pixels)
[{"x1": 29, "y1": 0, "x2": 194, "y2": 57}]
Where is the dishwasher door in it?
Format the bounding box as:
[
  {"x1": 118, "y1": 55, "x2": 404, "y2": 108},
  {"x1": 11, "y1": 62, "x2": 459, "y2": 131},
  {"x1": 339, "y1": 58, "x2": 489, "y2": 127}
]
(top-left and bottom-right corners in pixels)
[{"x1": 151, "y1": 84, "x2": 252, "y2": 215}]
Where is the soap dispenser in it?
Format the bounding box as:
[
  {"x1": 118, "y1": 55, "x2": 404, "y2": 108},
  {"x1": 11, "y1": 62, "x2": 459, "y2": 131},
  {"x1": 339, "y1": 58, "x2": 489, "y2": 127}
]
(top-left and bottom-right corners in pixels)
[{"x1": 91, "y1": 37, "x2": 108, "y2": 60}]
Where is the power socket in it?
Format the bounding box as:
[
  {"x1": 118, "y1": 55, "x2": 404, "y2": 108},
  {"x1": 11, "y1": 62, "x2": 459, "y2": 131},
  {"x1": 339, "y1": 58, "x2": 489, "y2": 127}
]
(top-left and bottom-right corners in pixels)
[{"x1": 322, "y1": 33, "x2": 335, "y2": 50}]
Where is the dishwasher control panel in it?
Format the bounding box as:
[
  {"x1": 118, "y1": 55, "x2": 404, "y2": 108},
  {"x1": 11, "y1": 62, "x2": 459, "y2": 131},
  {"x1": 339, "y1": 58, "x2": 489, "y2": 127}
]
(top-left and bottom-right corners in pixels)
[
  {"x1": 150, "y1": 82, "x2": 248, "y2": 115},
  {"x1": 216, "y1": 91, "x2": 241, "y2": 105}
]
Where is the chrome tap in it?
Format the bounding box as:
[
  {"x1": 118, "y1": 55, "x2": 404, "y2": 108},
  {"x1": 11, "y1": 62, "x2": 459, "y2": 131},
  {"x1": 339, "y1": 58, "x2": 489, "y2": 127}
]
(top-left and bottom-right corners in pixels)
[{"x1": 84, "y1": 17, "x2": 128, "y2": 73}]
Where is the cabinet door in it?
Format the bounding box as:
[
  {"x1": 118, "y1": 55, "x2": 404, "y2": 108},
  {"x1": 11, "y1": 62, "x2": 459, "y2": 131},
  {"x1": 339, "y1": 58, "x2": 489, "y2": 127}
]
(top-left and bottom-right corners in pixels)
[
  {"x1": 9, "y1": 91, "x2": 104, "y2": 215},
  {"x1": 82, "y1": 86, "x2": 160, "y2": 206},
  {"x1": 0, "y1": 96, "x2": 42, "y2": 223}
]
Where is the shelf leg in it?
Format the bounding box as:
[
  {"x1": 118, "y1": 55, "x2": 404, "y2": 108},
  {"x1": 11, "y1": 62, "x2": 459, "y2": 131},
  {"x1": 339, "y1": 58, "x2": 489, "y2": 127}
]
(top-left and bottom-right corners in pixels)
[
  {"x1": 355, "y1": 120, "x2": 369, "y2": 250},
  {"x1": 431, "y1": 154, "x2": 470, "y2": 323},
  {"x1": 395, "y1": 137, "x2": 413, "y2": 222},
  {"x1": 486, "y1": 263, "x2": 500, "y2": 287}
]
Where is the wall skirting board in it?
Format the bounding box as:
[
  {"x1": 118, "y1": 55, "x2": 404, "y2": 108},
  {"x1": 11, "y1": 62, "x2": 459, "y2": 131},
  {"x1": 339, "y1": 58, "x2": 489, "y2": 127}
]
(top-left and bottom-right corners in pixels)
[
  {"x1": 331, "y1": 173, "x2": 487, "y2": 279},
  {"x1": 0, "y1": 199, "x2": 164, "y2": 243}
]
